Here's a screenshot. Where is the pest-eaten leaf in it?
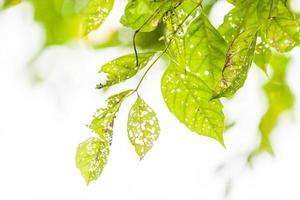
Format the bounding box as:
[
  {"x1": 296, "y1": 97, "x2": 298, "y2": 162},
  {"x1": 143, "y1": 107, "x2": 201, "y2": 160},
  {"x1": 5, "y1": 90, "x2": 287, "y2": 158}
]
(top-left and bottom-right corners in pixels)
[
  {"x1": 262, "y1": 18, "x2": 300, "y2": 53},
  {"x1": 213, "y1": 28, "x2": 258, "y2": 98},
  {"x1": 218, "y1": 0, "x2": 258, "y2": 44},
  {"x1": 127, "y1": 96, "x2": 160, "y2": 159},
  {"x1": 162, "y1": 14, "x2": 226, "y2": 145},
  {"x1": 89, "y1": 90, "x2": 132, "y2": 144},
  {"x1": 76, "y1": 137, "x2": 109, "y2": 184},
  {"x1": 120, "y1": 0, "x2": 175, "y2": 32},
  {"x1": 81, "y1": 0, "x2": 114, "y2": 35},
  {"x1": 97, "y1": 52, "x2": 155, "y2": 89}
]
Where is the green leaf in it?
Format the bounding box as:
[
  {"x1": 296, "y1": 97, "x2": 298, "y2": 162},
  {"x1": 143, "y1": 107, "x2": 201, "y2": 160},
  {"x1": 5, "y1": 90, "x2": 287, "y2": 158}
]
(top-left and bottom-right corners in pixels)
[
  {"x1": 219, "y1": 0, "x2": 258, "y2": 44},
  {"x1": 32, "y1": 0, "x2": 81, "y2": 45},
  {"x1": 162, "y1": 66, "x2": 225, "y2": 145},
  {"x1": 213, "y1": 28, "x2": 258, "y2": 98},
  {"x1": 261, "y1": 18, "x2": 300, "y2": 53},
  {"x1": 97, "y1": 52, "x2": 155, "y2": 89},
  {"x1": 81, "y1": 0, "x2": 114, "y2": 35},
  {"x1": 259, "y1": 54, "x2": 294, "y2": 153},
  {"x1": 120, "y1": 0, "x2": 175, "y2": 32},
  {"x1": 89, "y1": 90, "x2": 132, "y2": 144},
  {"x1": 254, "y1": 42, "x2": 272, "y2": 74},
  {"x1": 76, "y1": 137, "x2": 109, "y2": 184},
  {"x1": 162, "y1": 14, "x2": 226, "y2": 144},
  {"x1": 127, "y1": 96, "x2": 160, "y2": 159},
  {"x1": 2, "y1": 0, "x2": 21, "y2": 8}
]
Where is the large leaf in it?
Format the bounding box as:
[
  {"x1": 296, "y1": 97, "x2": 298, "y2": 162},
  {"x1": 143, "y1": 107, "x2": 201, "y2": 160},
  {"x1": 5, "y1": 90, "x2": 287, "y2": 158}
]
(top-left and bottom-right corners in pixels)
[
  {"x1": 213, "y1": 28, "x2": 258, "y2": 98},
  {"x1": 89, "y1": 90, "x2": 132, "y2": 144},
  {"x1": 76, "y1": 137, "x2": 109, "y2": 184},
  {"x1": 162, "y1": 14, "x2": 226, "y2": 144},
  {"x1": 162, "y1": 66, "x2": 225, "y2": 144},
  {"x1": 127, "y1": 96, "x2": 160, "y2": 159},
  {"x1": 120, "y1": 0, "x2": 173, "y2": 32},
  {"x1": 97, "y1": 52, "x2": 155, "y2": 89},
  {"x1": 81, "y1": 0, "x2": 114, "y2": 35}
]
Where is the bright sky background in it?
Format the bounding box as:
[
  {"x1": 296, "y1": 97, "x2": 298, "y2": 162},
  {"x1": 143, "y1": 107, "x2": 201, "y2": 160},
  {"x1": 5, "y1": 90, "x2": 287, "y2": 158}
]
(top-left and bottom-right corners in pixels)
[{"x1": 0, "y1": 1, "x2": 300, "y2": 200}]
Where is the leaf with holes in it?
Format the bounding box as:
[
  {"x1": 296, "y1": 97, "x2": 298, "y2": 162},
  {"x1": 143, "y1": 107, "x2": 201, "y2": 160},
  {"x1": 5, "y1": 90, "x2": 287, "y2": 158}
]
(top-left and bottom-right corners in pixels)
[
  {"x1": 262, "y1": 18, "x2": 300, "y2": 53},
  {"x1": 162, "y1": 14, "x2": 226, "y2": 144},
  {"x1": 218, "y1": 0, "x2": 258, "y2": 43},
  {"x1": 162, "y1": 66, "x2": 225, "y2": 145},
  {"x1": 89, "y1": 90, "x2": 132, "y2": 144},
  {"x1": 213, "y1": 28, "x2": 257, "y2": 98},
  {"x1": 127, "y1": 96, "x2": 160, "y2": 159},
  {"x1": 97, "y1": 52, "x2": 155, "y2": 89},
  {"x1": 76, "y1": 137, "x2": 110, "y2": 184},
  {"x1": 254, "y1": 42, "x2": 272, "y2": 74},
  {"x1": 81, "y1": 0, "x2": 114, "y2": 35}
]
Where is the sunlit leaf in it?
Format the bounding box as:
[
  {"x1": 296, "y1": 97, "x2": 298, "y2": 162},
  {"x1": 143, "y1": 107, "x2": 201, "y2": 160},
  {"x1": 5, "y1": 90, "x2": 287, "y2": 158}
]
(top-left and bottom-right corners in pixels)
[
  {"x1": 214, "y1": 28, "x2": 257, "y2": 98},
  {"x1": 97, "y1": 52, "x2": 155, "y2": 89},
  {"x1": 254, "y1": 42, "x2": 272, "y2": 74},
  {"x1": 76, "y1": 137, "x2": 109, "y2": 184},
  {"x1": 127, "y1": 96, "x2": 160, "y2": 159},
  {"x1": 219, "y1": 0, "x2": 258, "y2": 44},
  {"x1": 89, "y1": 90, "x2": 132, "y2": 144},
  {"x1": 81, "y1": 0, "x2": 114, "y2": 35},
  {"x1": 262, "y1": 18, "x2": 300, "y2": 53},
  {"x1": 162, "y1": 14, "x2": 225, "y2": 144},
  {"x1": 2, "y1": 0, "x2": 21, "y2": 8},
  {"x1": 120, "y1": 0, "x2": 171, "y2": 32}
]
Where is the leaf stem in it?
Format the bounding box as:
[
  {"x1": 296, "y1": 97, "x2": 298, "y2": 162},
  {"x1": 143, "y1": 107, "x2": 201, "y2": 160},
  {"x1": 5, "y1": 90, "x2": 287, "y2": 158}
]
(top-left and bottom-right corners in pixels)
[{"x1": 133, "y1": 2, "x2": 202, "y2": 92}]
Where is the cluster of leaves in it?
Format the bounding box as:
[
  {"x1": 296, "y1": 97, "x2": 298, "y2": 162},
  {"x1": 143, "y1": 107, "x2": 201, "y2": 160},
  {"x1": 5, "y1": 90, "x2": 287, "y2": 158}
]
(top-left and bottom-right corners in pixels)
[
  {"x1": 76, "y1": 0, "x2": 299, "y2": 184},
  {"x1": 2, "y1": 0, "x2": 298, "y2": 185}
]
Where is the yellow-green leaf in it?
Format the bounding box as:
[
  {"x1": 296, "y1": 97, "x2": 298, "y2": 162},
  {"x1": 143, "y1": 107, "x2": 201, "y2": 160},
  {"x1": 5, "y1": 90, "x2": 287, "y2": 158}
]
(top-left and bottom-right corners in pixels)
[
  {"x1": 97, "y1": 52, "x2": 155, "y2": 89},
  {"x1": 81, "y1": 0, "x2": 114, "y2": 35},
  {"x1": 214, "y1": 28, "x2": 257, "y2": 98},
  {"x1": 76, "y1": 137, "x2": 109, "y2": 184},
  {"x1": 89, "y1": 90, "x2": 132, "y2": 144},
  {"x1": 127, "y1": 96, "x2": 160, "y2": 159}
]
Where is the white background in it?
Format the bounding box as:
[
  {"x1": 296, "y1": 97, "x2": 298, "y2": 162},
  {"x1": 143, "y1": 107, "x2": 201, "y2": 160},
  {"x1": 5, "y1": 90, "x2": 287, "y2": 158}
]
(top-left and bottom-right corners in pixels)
[{"x1": 0, "y1": 0, "x2": 300, "y2": 199}]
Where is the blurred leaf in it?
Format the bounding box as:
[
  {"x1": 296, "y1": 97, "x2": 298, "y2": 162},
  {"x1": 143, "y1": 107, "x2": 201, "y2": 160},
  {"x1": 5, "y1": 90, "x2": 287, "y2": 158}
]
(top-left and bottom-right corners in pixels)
[
  {"x1": 259, "y1": 54, "x2": 294, "y2": 153},
  {"x1": 81, "y1": 0, "x2": 114, "y2": 35},
  {"x1": 2, "y1": 0, "x2": 21, "y2": 8},
  {"x1": 97, "y1": 52, "x2": 155, "y2": 89},
  {"x1": 127, "y1": 96, "x2": 160, "y2": 159},
  {"x1": 76, "y1": 137, "x2": 109, "y2": 184}
]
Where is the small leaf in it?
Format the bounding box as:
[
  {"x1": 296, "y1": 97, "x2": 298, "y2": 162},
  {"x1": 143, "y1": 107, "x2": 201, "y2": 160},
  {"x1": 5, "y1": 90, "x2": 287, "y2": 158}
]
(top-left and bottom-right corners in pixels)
[
  {"x1": 127, "y1": 96, "x2": 160, "y2": 159},
  {"x1": 76, "y1": 137, "x2": 109, "y2": 184},
  {"x1": 97, "y1": 52, "x2": 155, "y2": 89},
  {"x1": 120, "y1": 0, "x2": 173, "y2": 32},
  {"x1": 89, "y1": 90, "x2": 132, "y2": 144},
  {"x1": 254, "y1": 42, "x2": 272, "y2": 74},
  {"x1": 213, "y1": 28, "x2": 258, "y2": 98},
  {"x1": 81, "y1": 0, "x2": 114, "y2": 35}
]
